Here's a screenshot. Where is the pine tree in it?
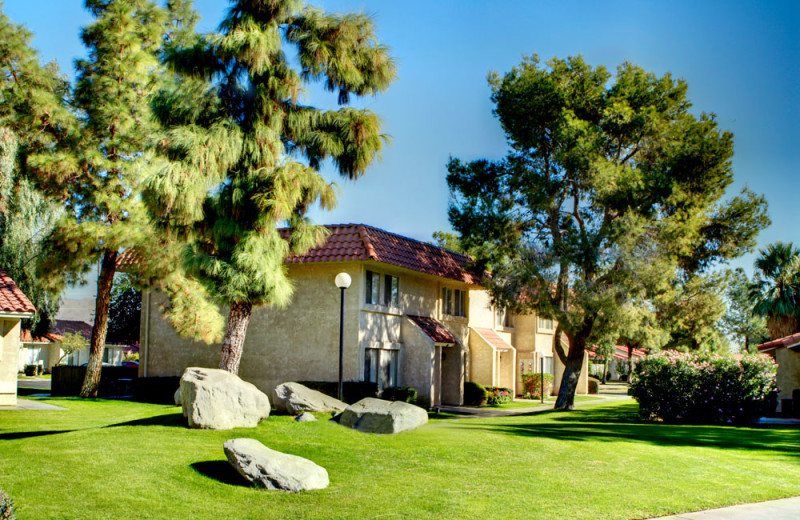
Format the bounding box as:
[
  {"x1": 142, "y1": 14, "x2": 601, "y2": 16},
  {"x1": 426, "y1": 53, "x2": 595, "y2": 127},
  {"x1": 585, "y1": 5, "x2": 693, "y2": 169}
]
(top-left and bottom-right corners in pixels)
[
  {"x1": 145, "y1": 0, "x2": 396, "y2": 374},
  {"x1": 30, "y1": 0, "x2": 167, "y2": 397},
  {"x1": 0, "y1": 5, "x2": 72, "y2": 336},
  {"x1": 447, "y1": 56, "x2": 769, "y2": 409}
]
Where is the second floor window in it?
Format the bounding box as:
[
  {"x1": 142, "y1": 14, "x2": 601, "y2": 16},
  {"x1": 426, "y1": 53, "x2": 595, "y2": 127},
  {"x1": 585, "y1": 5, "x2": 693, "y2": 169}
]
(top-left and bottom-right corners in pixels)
[
  {"x1": 443, "y1": 287, "x2": 465, "y2": 317},
  {"x1": 366, "y1": 270, "x2": 400, "y2": 307},
  {"x1": 496, "y1": 306, "x2": 513, "y2": 328},
  {"x1": 538, "y1": 316, "x2": 554, "y2": 331},
  {"x1": 366, "y1": 270, "x2": 381, "y2": 304}
]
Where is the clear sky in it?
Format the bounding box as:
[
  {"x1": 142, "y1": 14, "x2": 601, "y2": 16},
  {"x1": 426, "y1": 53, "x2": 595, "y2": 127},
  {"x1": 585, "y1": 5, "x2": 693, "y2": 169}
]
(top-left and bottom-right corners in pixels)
[{"x1": 4, "y1": 0, "x2": 799, "y2": 300}]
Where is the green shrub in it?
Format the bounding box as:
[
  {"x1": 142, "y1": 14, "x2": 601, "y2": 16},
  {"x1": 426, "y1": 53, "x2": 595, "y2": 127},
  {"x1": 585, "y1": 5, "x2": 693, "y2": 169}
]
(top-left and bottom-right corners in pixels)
[
  {"x1": 485, "y1": 386, "x2": 513, "y2": 405},
  {"x1": 381, "y1": 386, "x2": 418, "y2": 404},
  {"x1": 630, "y1": 352, "x2": 777, "y2": 425},
  {"x1": 463, "y1": 381, "x2": 488, "y2": 406},
  {"x1": 0, "y1": 488, "x2": 15, "y2": 520},
  {"x1": 23, "y1": 364, "x2": 37, "y2": 376},
  {"x1": 588, "y1": 377, "x2": 600, "y2": 394},
  {"x1": 521, "y1": 373, "x2": 553, "y2": 398}
]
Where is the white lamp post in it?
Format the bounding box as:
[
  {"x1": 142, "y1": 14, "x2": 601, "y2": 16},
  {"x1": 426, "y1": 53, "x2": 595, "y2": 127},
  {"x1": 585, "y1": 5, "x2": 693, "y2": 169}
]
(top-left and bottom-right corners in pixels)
[{"x1": 334, "y1": 272, "x2": 351, "y2": 401}]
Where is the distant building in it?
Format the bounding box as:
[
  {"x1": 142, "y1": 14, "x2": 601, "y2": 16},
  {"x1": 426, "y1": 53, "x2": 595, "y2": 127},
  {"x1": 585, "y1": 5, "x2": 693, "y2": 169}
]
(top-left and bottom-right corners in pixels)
[{"x1": 0, "y1": 268, "x2": 35, "y2": 406}]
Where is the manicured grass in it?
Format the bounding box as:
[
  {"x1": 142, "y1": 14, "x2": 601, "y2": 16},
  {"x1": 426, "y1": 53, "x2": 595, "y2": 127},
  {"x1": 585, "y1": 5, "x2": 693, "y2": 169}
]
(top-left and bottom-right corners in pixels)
[
  {"x1": 1, "y1": 397, "x2": 798, "y2": 519},
  {"x1": 483, "y1": 395, "x2": 603, "y2": 410}
]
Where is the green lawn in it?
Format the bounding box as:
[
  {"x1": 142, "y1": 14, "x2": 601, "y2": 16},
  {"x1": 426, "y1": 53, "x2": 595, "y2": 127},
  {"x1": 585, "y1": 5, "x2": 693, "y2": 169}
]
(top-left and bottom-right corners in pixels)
[{"x1": 1, "y1": 397, "x2": 798, "y2": 520}]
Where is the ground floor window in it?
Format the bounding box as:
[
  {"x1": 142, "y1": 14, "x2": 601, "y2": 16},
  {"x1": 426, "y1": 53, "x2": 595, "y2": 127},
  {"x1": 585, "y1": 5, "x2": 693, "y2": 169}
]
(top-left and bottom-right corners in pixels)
[{"x1": 364, "y1": 348, "x2": 398, "y2": 388}]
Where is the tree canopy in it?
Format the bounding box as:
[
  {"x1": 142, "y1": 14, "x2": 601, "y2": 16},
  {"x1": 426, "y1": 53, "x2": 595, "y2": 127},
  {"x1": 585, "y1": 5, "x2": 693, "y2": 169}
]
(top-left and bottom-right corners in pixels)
[
  {"x1": 144, "y1": 0, "x2": 396, "y2": 374},
  {"x1": 748, "y1": 242, "x2": 800, "y2": 340},
  {"x1": 447, "y1": 55, "x2": 768, "y2": 409}
]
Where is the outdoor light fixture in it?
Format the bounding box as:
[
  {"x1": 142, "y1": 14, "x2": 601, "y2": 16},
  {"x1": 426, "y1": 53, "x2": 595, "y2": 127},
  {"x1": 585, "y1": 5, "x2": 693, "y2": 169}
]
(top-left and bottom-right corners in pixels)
[{"x1": 335, "y1": 273, "x2": 351, "y2": 401}]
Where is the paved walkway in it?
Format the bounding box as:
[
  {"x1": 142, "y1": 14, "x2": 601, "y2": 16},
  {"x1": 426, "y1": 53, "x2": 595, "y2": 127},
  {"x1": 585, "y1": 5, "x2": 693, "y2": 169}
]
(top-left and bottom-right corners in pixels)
[
  {"x1": 438, "y1": 392, "x2": 631, "y2": 418},
  {"x1": 651, "y1": 496, "x2": 800, "y2": 519},
  {"x1": 0, "y1": 398, "x2": 65, "y2": 410}
]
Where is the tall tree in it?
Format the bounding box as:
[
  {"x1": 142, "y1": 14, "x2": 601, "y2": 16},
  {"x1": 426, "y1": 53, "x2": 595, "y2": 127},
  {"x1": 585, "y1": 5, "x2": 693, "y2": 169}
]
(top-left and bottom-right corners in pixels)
[
  {"x1": 30, "y1": 0, "x2": 167, "y2": 397},
  {"x1": 144, "y1": 0, "x2": 396, "y2": 374},
  {"x1": 0, "y1": 7, "x2": 73, "y2": 335},
  {"x1": 447, "y1": 55, "x2": 768, "y2": 409},
  {"x1": 749, "y1": 242, "x2": 800, "y2": 339},
  {"x1": 720, "y1": 268, "x2": 768, "y2": 351}
]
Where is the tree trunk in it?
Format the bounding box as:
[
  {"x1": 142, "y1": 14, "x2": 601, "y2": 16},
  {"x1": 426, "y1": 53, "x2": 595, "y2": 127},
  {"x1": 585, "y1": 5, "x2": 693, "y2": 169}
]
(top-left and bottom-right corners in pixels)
[
  {"x1": 767, "y1": 315, "x2": 799, "y2": 340},
  {"x1": 627, "y1": 345, "x2": 634, "y2": 379},
  {"x1": 80, "y1": 250, "x2": 118, "y2": 398},
  {"x1": 554, "y1": 336, "x2": 585, "y2": 410},
  {"x1": 219, "y1": 301, "x2": 252, "y2": 375}
]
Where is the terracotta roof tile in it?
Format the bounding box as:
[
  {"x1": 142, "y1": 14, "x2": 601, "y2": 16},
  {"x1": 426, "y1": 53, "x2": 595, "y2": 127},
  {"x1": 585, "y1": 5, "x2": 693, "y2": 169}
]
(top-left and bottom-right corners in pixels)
[
  {"x1": 52, "y1": 320, "x2": 93, "y2": 341},
  {"x1": 283, "y1": 224, "x2": 483, "y2": 285},
  {"x1": 757, "y1": 332, "x2": 800, "y2": 353},
  {"x1": 20, "y1": 329, "x2": 62, "y2": 343},
  {"x1": 587, "y1": 345, "x2": 647, "y2": 360},
  {"x1": 407, "y1": 315, "x2": 457, "y2": 344},
  {"x1": 472, "y1": 327, "x2": 514, "y2": 352},
  {"x1": 0, "y1": 267, "x2": 35, "y2": 314}
]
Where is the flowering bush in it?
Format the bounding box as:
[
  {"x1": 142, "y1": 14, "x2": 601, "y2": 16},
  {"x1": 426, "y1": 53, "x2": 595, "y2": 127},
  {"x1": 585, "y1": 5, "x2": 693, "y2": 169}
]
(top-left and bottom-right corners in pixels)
[
  {"x1": 484, "y1": 386, "x2": 513, "y2": 405},
  {"x1": 521, "y1": 373, "x2": 553, "y2": 399},
  {"x1": 630, "y1": 351, "x2": 778, "y2": 425}
]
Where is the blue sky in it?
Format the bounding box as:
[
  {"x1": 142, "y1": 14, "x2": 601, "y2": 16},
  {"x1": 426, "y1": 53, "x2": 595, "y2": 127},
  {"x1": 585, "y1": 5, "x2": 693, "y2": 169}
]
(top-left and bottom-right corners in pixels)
[{"x1": 5, "y1": 0, "x2": 799, "y2": 299}]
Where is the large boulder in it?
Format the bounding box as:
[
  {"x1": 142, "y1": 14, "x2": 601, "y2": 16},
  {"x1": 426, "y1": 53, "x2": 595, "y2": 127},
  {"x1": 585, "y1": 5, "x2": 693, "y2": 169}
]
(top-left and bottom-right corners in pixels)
[
  {"x1": 273, "y1": 382, "x2": 347, "y2": 415},
  {"x1": 224, "y1": 438, "x2": 329, "y2": 492},
  {"x1": 180, "y1": 367, "x2": 270, "y2": 430},
  {"x1": 339, "y1": 398, "x2": 428, "y2": 434}
]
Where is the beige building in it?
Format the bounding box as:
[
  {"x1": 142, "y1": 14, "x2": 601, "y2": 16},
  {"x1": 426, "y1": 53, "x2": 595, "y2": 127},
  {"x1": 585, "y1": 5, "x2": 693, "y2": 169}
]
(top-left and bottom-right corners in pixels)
[
  {"x1": 140, "y1": 224, "x2": 588, "y2": 407},
  {"x1": 0, "y1": 268, "x2": 35, "y2": 406},
  {"x1": 18, "y1": 320, "x2": 98, "y2": 372},
  {"x1": 758, "y1": 332, "x2": 800, "y2": 409}
]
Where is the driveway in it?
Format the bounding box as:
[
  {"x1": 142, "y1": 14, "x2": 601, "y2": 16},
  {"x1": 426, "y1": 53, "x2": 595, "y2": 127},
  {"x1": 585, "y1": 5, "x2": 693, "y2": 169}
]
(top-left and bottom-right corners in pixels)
[{"x1": 17, "y1": 378, "x2": 51, "y2": 391}]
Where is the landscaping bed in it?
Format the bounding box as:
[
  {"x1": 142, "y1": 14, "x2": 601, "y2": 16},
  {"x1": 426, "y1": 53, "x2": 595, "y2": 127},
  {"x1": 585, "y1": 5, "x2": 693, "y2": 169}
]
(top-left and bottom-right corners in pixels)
[{"x1": 0, "y1": 398, "x2": 798, "y2": 519}]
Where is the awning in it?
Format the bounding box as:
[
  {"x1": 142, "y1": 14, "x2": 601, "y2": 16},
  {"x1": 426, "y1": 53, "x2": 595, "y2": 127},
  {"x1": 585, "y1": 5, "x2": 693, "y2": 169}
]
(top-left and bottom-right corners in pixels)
[{"x1": 407, "y1": 315, "x2": 457, "y2": 345}]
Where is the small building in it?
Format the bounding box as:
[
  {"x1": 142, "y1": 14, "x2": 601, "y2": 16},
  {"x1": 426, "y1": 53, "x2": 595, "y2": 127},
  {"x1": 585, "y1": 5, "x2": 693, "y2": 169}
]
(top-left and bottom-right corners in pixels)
[
  {"x1": 18, "y1": 320, "x2": 96, "y2": 372},
  {"x1": 587, "y1": 345, "x2": 647, "y2": 381},
  {"x1": 757, "y1": 333, "x2": 800, "y2": 406},
  {"x1": 0, "y1": 268, "x2": 35, "y2": 406},
  {"x1": 139, "y1": 224, "x2": 589, "y2": 406}
]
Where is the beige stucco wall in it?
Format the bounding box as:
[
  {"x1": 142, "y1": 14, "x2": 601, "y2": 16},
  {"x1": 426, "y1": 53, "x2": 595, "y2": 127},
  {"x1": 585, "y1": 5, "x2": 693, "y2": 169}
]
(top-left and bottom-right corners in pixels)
[
  {"x1": 142, "y1": 260, "x2": 472, "y2": 405},
  {"x1": 468, "y1": 329, "x2": 496, "y2": 386},
  {"x1": 776, "y1": 348, "x2": 800, "y2": 403},
  {"x1": 0, "y1": 318, "x2": 22, "y2": 406}
]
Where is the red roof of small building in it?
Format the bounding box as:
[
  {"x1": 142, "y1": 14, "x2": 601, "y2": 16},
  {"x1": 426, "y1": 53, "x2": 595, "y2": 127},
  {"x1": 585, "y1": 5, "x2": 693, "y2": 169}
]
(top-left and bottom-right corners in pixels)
[
  {"x1": 21, "y1": 319, "x2": 93, "y2": 344},
  {"x1": 0, "y1": 267, "x2": 35, "y2": 315},
  {"x1": 407, "y1": 315, "x2": 457, "y2": 344},
  {"x1": 587, "y1": 345, "x2": 647, "y2": 361},
  {"x1": 757, "y1": 332, "x2": 800, "y2": 353},
  {"x1": 283, "y1": 224, "x2": 483, "y2": 285},
  {"x1": 472, "y1": 327, "x2": 514, "y2": 352}
]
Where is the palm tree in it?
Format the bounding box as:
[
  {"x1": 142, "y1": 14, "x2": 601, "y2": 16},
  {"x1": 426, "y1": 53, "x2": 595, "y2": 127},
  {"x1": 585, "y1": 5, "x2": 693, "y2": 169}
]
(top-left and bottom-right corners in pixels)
[{"x1": 749, "y1": 242, "x2": 800, "y2": 339}]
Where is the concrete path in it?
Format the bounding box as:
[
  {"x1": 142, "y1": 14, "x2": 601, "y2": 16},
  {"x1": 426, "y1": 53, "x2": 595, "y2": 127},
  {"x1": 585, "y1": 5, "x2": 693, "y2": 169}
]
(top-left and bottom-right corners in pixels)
[
  {"x1": 437, "y1": 393, "x2": 631, "y2": 418},
  {"x1": 0, "y1": 398, "x2": 65, "y2": 410},
  {"x1": 651, "y1": 496, "x2": 800, "y2": 519},
  {"x1": 17, "y1": 378, "x2": 52, "y2": 390}
]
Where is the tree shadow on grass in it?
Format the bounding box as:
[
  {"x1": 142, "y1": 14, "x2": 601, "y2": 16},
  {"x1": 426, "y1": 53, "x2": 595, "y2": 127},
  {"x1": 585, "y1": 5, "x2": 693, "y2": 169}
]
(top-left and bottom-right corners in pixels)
[
  {"x1": 104, "y1": 413, "x2": 186, "y2": 429},
  {"x1": 191, "y1": 461, "x2": 251, "y2": 487},
  {"x1": 0, "y1": 429, "x2": 75, "y2": 440},
  {"x1": 463, "y1": 403, "x2": 800, "y2": 458}
]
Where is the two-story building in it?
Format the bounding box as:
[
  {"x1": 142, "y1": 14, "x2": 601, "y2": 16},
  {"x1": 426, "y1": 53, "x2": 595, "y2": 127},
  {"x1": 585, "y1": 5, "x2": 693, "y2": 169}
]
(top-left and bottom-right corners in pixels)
[{"x1": 138, "y1": 224, "x2": 587, "y2": 407}]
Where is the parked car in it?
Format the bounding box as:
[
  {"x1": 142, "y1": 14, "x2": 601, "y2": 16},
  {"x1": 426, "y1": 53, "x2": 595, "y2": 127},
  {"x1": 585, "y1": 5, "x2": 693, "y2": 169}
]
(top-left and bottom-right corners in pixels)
[{"x1": 121, "y1": 361, "x2": 139, "y2": 367}]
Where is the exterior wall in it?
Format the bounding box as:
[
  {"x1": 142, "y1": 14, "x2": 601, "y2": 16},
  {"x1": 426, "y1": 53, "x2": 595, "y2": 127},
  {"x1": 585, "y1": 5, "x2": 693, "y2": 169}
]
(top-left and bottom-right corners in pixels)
[
  {"x1": 467, "y1": 290, "x2": 494, "y2": 329},
  {"x1": 0, "y1": 318, "x2": 22, "y2": 406},
  {"x1": 399, "y1": 318, "x2": 434, "y2": 406},
  {"x1": 141, "y1": 262, "x2": 362, "y2": 397},
  {"x1": 468, "y1": 330, "x2": 496, "y2": 386},
  {"x1": 498, "y1": 349, "x2": 516, "y2": 390},
  {"x1": 776, "y1": 348, "x2": 800, "y2": 403}
]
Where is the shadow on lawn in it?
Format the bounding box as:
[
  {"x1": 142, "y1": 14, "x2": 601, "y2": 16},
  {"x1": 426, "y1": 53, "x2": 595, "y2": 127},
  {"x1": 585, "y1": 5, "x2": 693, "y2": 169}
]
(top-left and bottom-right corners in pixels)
[
  {"x1": 104, "y1": 412, "x2": 186, "y2": 429},
  {"x1": 0, "y1": 429, "x2": 74, "y2": 440},
  {"x1": 466, "y1": 403, "x2": 800, "y2": 457},
  {"x1": 191, "y1": 461, "x2": 250, "y2": 487}
]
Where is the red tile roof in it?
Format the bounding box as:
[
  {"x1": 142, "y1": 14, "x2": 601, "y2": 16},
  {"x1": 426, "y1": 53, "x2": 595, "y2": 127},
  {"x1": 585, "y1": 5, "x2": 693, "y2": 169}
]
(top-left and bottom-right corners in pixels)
[
  {"x1": 52, "y1": 320, "x2": 93, "y2": 341},
  {"x1": 116, "y1": 249, "x2": 142, "y2": 269},
  {"x1": 283, "y1": 224, "x2": 483, "y2": 285},
  {"x1": 472, "y1": 327, "x2": 514, "y2": 352},
  {"x1": 757, "y1": 332, "x2": 800, "y2": 353},
  {"x1": 21, "y1": 320, "x2": 93, "y2": 344},
  {"x1": 407, "y1": 315, "x2": 458, "y2": 344},
  {"x1": 20, "y1": 329, "x2": 62, "y2": 344},
  {"x1": 0, "y1": 267, "x2": 35, "y2": 315},
  {"x1": 587, "y1": 345, "x2": 648, "y2": 361}
]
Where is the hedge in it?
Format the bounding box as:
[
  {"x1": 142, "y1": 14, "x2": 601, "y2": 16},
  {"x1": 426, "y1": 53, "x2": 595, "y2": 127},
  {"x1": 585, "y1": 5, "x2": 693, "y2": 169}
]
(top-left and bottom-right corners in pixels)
[
  {"x1": 587, "y1": 377, "x2": 600, "y2": 394},
  {"x1": 629, "y1": 351, "x2": 777, "y2": 425},
  {"x1": 381, "y1": 386, "x2": 418, "y2": 405},
  {"x1": 464, "y1": 381, "x2": 488, "y2": 406}
]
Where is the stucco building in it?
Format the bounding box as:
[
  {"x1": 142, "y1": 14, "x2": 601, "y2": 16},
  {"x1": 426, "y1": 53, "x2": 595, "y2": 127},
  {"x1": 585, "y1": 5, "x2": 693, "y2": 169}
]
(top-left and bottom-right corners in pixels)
[
  {"x1": 0, "y1": 268, "x2": 35, "y2": 406},
  {"x1": 757, "y1": 332, "x2": 800, "y2": 409},
  {"x1": 139, "y1": 224, "x2": 588, "y2": 406}
]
